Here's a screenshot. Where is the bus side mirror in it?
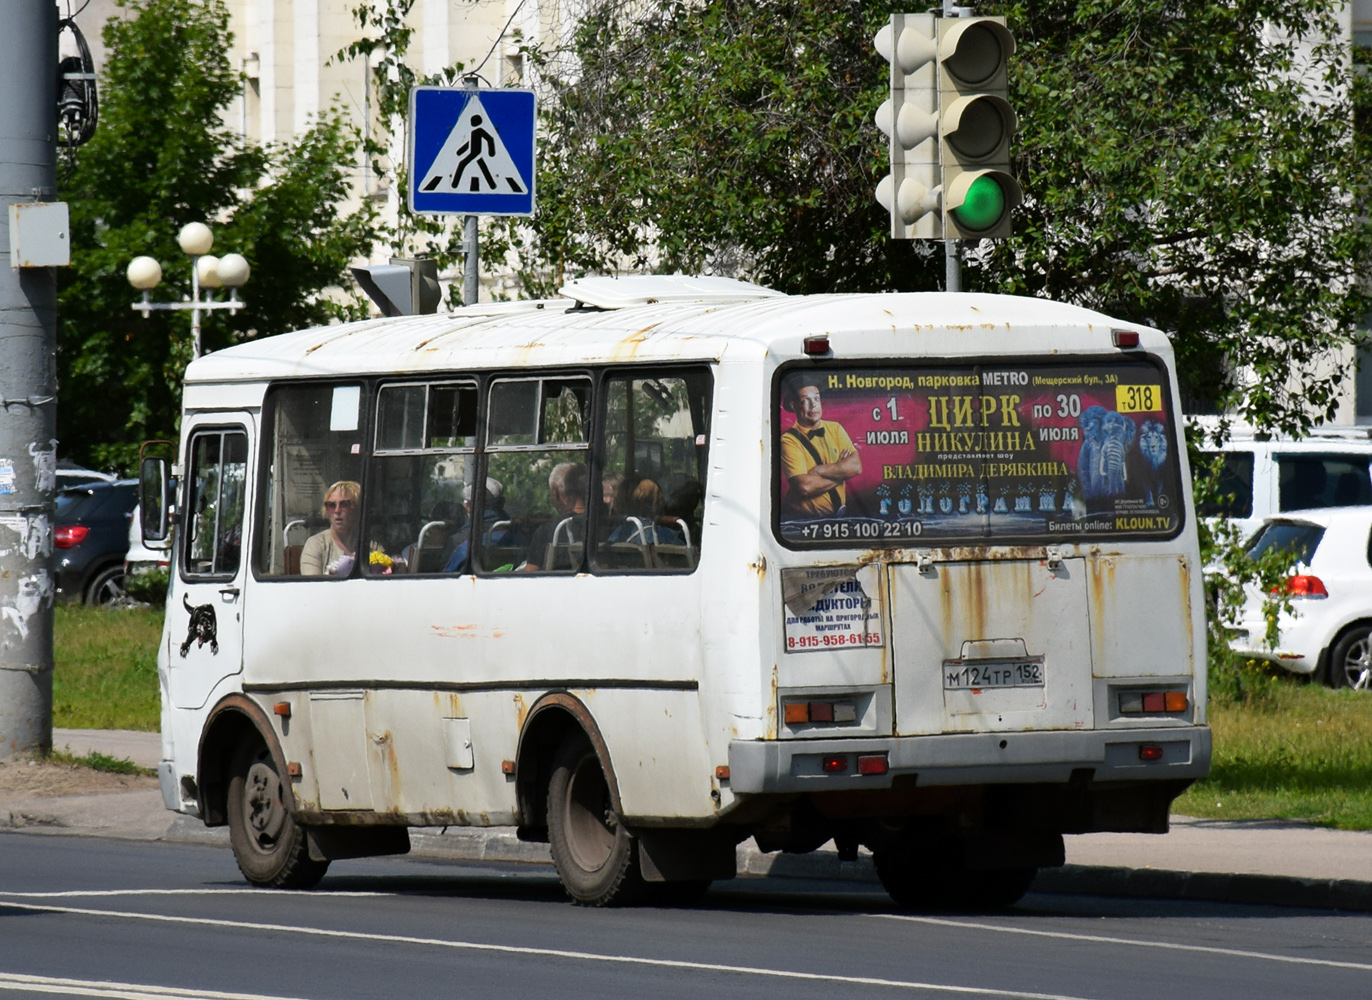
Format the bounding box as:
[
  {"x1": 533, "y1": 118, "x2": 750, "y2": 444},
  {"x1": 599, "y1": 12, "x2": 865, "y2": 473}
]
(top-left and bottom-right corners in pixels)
[{"x1": 139, "y1": 441, "x2": 176, "y2": 548}]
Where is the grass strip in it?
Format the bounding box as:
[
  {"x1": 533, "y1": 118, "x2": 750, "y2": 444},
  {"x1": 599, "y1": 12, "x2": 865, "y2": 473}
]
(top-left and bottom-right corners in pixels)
[
  {"x1": 1177, "y1": 681, "x2": 1372, "y2": 830},
  {"x1": 53, "y1": 604, "x2": 162, "y2": 732},
  {"x1": 43, "y1": 747, "x2": 157, "y2": 777}
]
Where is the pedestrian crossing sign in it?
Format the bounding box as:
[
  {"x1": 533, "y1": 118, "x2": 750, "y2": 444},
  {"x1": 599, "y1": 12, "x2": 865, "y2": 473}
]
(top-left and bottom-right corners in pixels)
[{"x1": 408, "y1": 87, "x2": 536, "y2": 217}]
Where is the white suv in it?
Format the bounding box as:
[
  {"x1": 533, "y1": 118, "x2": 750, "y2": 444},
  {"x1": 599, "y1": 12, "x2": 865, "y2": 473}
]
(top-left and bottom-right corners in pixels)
[
  {"x1": 1228, "y1": 507, "x2": 1372, "y2": 689},
  {"x1": 1197, "y1": 428, "x2": 1372, "y2": 541}
]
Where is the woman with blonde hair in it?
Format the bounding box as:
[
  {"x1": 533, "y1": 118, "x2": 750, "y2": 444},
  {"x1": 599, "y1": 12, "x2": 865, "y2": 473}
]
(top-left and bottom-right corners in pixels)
[{"x1": 300, "y1": 480, "x2": 363, "y2": 575}]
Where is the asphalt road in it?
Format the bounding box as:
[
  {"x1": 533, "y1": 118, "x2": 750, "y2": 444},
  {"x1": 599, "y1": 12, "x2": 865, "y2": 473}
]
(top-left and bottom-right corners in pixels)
[{"x1": 1, "y1": 834, "x2": 1370, "y2": 1000}]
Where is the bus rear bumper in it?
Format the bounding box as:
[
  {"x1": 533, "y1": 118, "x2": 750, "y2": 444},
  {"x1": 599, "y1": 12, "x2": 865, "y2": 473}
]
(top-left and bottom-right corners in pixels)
[{"x1": 727, "y1": 725, "x2": 1211, "y2": 794}]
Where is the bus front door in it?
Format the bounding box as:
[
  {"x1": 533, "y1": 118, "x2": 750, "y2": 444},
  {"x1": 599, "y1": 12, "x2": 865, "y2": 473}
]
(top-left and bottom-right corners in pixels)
[{"x1": 169, "y1": 420, "x2": 253, "y2": 710}]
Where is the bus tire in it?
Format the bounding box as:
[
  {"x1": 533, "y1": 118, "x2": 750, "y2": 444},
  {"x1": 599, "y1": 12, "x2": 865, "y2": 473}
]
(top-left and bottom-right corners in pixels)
[
  {"x1": 547, "y1": 732, "x2": 646, "y2": 906},
  {"x1": 227, "y1": 738, "x2": 328, "y2": 889}
]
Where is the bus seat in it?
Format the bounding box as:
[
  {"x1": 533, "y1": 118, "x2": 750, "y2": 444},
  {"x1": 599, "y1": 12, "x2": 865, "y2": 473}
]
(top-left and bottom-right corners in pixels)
[
  {"x1": 651, "y1": 544, "x2": 696, "y2": 569},
  {"x1": 284, "y1": 544, "x2": 302, "y2": 575},
  {"x1": 543, "y1": 542, "x2": 585, "y2": 571},
  {"x1": 597, "y1": 542, "x2": 650, "y2": 569},
  {"x1": 483, "y1": 546, "x2": 527, "y2": 572}
]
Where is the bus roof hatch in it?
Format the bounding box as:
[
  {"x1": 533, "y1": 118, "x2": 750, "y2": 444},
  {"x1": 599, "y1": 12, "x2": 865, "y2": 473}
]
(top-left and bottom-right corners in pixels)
[{"x1": 558, "y1": 274, "x2": 785, "y2": 310}]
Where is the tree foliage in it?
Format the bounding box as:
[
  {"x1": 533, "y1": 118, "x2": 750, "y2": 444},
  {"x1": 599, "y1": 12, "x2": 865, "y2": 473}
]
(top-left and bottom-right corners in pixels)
[
  {"x1": 58, "y1": 0, "x2": 378, "y2": 471},
  {"x1": 500, "y1": 0, "x2": 1371, "y2": 432}
]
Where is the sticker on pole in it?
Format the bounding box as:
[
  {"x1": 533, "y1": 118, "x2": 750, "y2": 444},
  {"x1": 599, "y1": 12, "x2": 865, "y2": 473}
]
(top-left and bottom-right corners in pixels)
[{"x1": 408, "y1": 86, "x2": 536, "y2": 217}]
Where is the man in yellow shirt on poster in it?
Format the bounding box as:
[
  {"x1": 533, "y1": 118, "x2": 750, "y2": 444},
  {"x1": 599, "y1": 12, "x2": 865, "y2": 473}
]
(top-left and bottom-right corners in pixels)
[{"x1": 780, "y1": 374, "x2": 862, "y2": 520}]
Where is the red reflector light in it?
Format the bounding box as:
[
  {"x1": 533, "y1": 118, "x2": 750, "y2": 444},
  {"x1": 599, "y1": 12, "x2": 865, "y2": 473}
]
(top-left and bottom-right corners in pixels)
[
  {"x1": 857, "y1": 753, "x2": 888, "y2": 775},
  {"x1": 803, "y1": 336, "x2": 830, "y2": 356},
  {"x1": 821, "y1": 755, "x2": 848, "y2": 773},
  {"x1": 54, "y1": 525, "x2": 89, "y2": 549},
  {"x1": 1139, "y1": 745, "x2": 1164, "y2": 762},
  {"x1": 1283, "y1": 575, "x2": 1328, "y2": 598},
  {"x1": 1112, "y1": 329, "x2": 1140, "y2": 348},
  {"x1": 808, "y1": 701, "x2": 833, "y2": 723},
  {"x1": 1142, "y1": 692, "x2": 1166, "y2": 713}
]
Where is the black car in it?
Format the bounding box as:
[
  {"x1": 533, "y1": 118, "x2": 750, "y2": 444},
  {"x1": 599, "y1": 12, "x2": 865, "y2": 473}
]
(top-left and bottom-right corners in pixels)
[{"x1": 55, "y1": 479, "x2": 139, "y2": 605}]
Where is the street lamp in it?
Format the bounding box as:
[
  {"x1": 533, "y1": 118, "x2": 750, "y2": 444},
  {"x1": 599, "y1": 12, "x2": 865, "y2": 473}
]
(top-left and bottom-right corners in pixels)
[{"x1": 127, "y1": 222, "x2": 250, "y2": 360}]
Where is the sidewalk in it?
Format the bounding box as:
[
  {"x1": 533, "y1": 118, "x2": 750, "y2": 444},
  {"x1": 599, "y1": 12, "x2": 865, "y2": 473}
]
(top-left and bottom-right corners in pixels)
[{"x1": 5, "y1": 730, "x2": 1370, "y2": 912}]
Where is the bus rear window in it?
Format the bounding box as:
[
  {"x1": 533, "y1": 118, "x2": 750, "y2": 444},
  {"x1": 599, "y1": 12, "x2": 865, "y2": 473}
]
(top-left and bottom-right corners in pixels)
[{"x1": 775, "y1": 360, "x2": 1183, "y2": 546}]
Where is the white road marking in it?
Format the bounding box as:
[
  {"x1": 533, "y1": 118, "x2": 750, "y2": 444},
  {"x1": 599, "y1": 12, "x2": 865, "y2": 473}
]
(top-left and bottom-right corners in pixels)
[
  {"x1": 0, "y1": 972, "x2": 312, "y2": 1000},
  {"x1": 873, "y1": 914, "x2": 1372, "y2": 972},
  {"x1": 0, "y1": 889, "x2": 387, "y2": 899},
  {"x1": 0, "y1": 900, "x2": 1096, "y2": 1000}
]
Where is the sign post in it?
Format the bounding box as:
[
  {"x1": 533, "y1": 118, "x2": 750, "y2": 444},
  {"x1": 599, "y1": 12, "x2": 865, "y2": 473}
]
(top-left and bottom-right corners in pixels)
[{"x1": 408, "y1": 85, "x2": 536, "y2": 306}]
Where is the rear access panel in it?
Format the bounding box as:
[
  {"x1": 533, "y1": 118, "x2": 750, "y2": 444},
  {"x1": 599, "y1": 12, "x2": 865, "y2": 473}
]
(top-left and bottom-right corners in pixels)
[{"x1": 889, "y1": 560, "x2": 1094, "y2": 735}]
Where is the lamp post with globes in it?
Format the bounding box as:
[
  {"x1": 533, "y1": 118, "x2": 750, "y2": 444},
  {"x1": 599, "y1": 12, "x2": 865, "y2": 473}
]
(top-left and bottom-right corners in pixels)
[{"x1": 127, "y1": 222, "x2": 250, "y2": 360}]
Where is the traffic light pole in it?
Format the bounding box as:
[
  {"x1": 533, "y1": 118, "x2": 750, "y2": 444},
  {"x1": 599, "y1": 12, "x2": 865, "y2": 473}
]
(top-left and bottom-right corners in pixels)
[
  {"x1": 0, "y1": 0, "x2": 58, "y2": 758},
  {"x1": 943, "y1": 0, "x2": 968, "y2": 293}
]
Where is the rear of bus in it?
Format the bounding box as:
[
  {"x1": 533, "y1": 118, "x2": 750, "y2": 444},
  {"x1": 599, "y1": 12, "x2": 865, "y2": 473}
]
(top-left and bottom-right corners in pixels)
[{"x1": 726, "y1": 295, "x2": 1210, "y2": 907}]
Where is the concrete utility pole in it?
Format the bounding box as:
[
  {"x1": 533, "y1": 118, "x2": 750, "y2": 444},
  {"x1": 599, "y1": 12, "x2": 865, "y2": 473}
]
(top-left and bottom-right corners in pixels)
[{"x1": 0, "y1": 0, "x2": 59, "y2": 758}]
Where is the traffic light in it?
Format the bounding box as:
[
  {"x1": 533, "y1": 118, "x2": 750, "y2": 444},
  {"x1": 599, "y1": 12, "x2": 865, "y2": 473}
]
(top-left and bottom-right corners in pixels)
[
  {"x1": 936, "y1": 16, "x2": 1021, "y2": 239},
  {"x1": 874, "y1": 14, "x2": 1022, "y2": 241},
  {"x1": 352, "y1": 257, "x2": 442, "y2": 316},
  {"x1": 874, "y1": 13, "x2": 941, "y2": 238}
]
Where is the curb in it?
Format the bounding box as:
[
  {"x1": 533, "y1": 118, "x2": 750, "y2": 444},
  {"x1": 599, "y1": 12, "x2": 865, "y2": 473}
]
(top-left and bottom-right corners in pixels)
[{"x1": 1033, "y1": 864, "x2": 1372, "y2": 913}]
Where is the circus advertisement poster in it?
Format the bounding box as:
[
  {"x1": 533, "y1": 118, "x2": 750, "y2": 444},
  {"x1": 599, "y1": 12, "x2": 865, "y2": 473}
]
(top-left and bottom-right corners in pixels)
[{"x1": 776, "y1": 362, "x2": 1182, "y2": 545}]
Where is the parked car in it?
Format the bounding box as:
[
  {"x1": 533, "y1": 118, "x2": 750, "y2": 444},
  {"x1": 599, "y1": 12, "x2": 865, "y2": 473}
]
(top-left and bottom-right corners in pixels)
[
  {"x1": 54, "y1": 479, "x2": 139, "y2": 605},
  {"x1": 124, "y1": 504, "x2": 171, "y2": 603},
  {"x1": 56, "y1": 461, "x2": 116, "y2": 491},
  {"x1": 1196, "y1": 427, "x2": 1372, "y2": 542},
  {"x1": 1227, "y1": 507, "x2": 1372, "y2": 689}
]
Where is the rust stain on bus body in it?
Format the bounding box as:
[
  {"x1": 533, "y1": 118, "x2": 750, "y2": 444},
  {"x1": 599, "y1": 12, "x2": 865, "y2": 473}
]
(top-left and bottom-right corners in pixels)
[
  {"x1": 432, "y1": 624, "x2": 504, "y2": 639},
  {"x1": 1086, "y1": 554, "x2": 1118, "y2": 674},
  {"x1": 766, "y1": 665, "x2": 778, "y2": 740},
  {"x1": 513, "y1": 693, "x2": 530, "y2": 731},
  {"x1": 610, "y1": 323, "x2": 664, "y2": 361}
]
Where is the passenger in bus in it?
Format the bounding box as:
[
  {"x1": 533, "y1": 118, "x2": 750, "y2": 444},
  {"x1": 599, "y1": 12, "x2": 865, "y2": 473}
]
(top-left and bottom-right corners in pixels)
[
  {"x1": 601, "y1": 472, "x2": 624, "y2": 516},
  {"x1": 443, "y1": 478, "x2": 518, "y2": 573},
  {"x1": 300, "y1": 480, "x2": 364, "y2": 576},
  {"x1": 521, "y1": 461, "x2": 589, "y2": 570},
  {"x1": 779, "y1": 374, "x2": 861, "y2": 520},
  {"x1": 606, "y1": 475, "x2": 685, "y2": 545}
]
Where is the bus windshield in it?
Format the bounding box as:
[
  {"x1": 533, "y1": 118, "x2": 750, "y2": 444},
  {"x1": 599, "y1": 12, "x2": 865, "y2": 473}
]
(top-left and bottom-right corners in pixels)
[{"x1": 776, "y1": 358, "x2": 1183, "y2": 546}]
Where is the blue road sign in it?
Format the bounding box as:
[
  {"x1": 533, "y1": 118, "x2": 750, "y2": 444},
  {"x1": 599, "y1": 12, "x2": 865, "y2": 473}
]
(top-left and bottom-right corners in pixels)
[{"x1": 408, "y1": 87, "x2": 536, "y2": 217}]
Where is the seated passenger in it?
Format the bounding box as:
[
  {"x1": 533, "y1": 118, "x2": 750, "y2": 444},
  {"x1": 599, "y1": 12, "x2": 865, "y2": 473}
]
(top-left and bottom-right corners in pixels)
[
  {"x1": 606, "y1": 475, "x2": 685, "y2": 546},
  {"x1": 522, "y1": 461, "x2": 590, "y2": 570},
  {"x1": 398, "y1": 500, "x2": 458, "y2": 573},
  {"x1": 300, "y1": 481, "x2": 364, "y2": 576},
  {"x1": 443, "y1": 479, "x2": 518, "y2": 573}
]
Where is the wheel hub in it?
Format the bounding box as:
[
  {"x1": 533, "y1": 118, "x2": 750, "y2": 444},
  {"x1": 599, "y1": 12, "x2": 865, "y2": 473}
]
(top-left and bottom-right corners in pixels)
[{"x1": 244, "y1": 761, "x2": 286, "y2": 848}]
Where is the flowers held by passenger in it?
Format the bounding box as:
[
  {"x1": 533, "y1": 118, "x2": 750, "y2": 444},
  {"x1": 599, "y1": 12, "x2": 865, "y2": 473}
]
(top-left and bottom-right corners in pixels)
[{"x1": 369, "y1": 551, "x2": 394, "y2": 574}]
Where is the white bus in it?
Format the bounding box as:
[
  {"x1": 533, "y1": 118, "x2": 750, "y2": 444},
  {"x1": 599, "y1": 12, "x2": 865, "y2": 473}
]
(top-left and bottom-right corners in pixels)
[{"x1": 142, "y1": 275, "x2": 1210, "y2": 908}]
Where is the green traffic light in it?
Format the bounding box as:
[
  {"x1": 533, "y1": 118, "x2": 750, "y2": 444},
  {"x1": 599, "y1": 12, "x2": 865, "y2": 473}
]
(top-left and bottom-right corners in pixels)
[{"x1": 952, "y1": 175, "x2": 1006, "y2": 231}]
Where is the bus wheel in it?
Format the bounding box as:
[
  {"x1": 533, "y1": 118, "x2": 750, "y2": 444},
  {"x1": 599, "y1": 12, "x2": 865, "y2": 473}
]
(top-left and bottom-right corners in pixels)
[
  {"x1": 547, "y1": 732, "x2": 646, "y2": 906},
  {"x1": 874, "y1": 841, "x2": 1034, "y2": 911},
  {"x1": 227, "y1": 739, "x2": 328, "y2": 889}
]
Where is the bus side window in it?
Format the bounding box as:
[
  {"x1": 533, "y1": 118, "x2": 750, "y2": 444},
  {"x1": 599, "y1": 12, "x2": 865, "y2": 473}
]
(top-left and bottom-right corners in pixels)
[
  {"x1": 596, "y1": 371, "x2": 711, "y2": 573},
  {"x1": 364, "y1": 381, "x2": 477, "y2": 576},
  {"x1": 255, "y1": 383, "x2": 365, "y2": 578},
  {"x1": 184, "y1": 429, "x2": 248, "y2": 579},
  {"x1": 484, "y1": 377, "x2": 592, "y2": 573}
]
